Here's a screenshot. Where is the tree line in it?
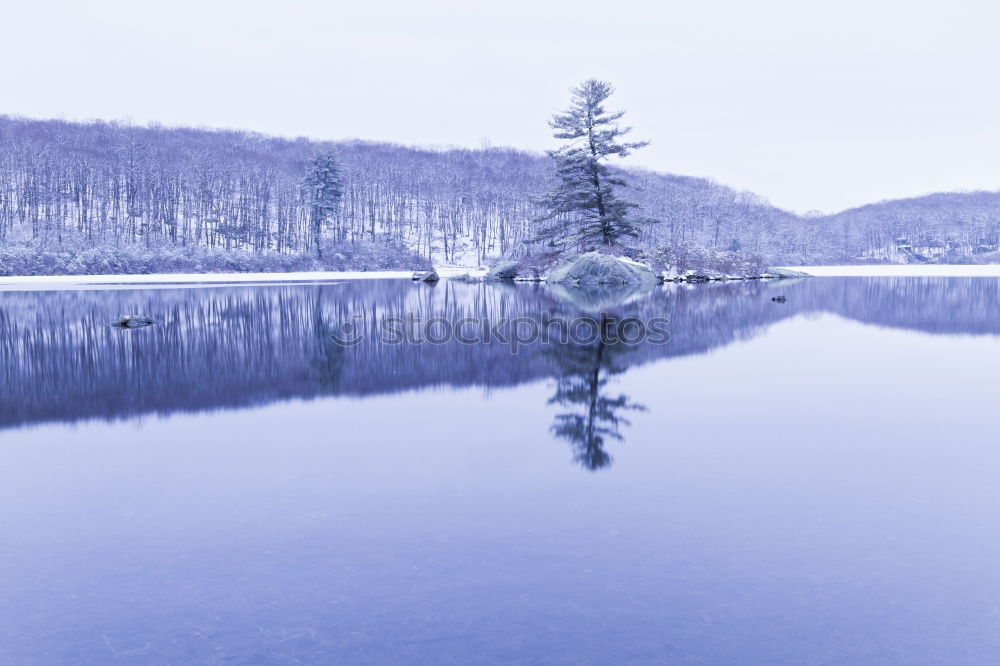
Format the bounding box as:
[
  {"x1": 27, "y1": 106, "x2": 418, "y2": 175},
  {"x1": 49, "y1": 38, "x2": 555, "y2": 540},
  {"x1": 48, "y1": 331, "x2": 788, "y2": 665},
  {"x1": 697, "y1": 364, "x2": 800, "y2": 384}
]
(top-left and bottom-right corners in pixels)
[
  {"x1": 2, "y1": 111, "x2": 999, "y2": 274},
  {"x1": 0, "y1": 114, "x2": 799, "y2": 272}
]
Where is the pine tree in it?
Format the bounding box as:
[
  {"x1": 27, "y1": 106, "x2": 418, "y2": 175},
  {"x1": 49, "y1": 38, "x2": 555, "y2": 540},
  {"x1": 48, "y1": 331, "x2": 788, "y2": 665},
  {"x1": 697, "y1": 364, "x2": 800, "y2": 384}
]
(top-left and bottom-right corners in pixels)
[
  {"x1": 537, "y1": 79, "x2": 654, "y2": 249},
  {"x1": 303, "y1": 151, "x2": 344, "y2": 260}
]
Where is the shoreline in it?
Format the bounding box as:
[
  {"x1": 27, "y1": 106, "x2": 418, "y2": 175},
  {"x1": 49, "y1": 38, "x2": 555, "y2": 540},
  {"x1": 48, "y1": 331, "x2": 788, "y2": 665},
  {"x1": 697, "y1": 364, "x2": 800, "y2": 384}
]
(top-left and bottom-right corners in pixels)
[
  {"x1": 778, "y1": 265, "x2": 1000, "y2": 277},
  {"x1": 1, "y1": 264, "x2": 999, "y2": 292},
  {"x1": 0, "y1": 267, "x2": 485, "y2": 291}
]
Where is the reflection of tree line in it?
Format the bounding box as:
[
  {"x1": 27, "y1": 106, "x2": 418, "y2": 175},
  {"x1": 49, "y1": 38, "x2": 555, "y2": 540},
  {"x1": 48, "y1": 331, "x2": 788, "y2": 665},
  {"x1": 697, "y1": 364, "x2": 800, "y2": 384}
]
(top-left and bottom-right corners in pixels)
[
  {"x1": 1, "y1": 277, "x2": 998, "y2": 438},
  {"x1": 0, "y1": 286, "x2": 349, "y2": 428}
]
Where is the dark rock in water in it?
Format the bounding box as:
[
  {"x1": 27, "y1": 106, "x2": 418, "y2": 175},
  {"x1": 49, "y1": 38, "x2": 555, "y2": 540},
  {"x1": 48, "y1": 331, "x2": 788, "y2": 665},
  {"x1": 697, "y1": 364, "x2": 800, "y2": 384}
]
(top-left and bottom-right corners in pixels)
[
  {"x1": 411, "y1": 270, "x2": 439, "y2": 283},
  {"x1": 684, "y1": 274, "x2": 712, "y2": 283},
  {"x1": 771, "y1": 295, "x2": 788, "y2": 303},
  {"x1": 485, "y1": 260, "x2": 520, "y2": 281},
  {"x1": 547, "y1": 252, "x2": 658, "y2": 285},
  {"x1": 112, "y1": 315, "x2": 155, "y2": 328}
]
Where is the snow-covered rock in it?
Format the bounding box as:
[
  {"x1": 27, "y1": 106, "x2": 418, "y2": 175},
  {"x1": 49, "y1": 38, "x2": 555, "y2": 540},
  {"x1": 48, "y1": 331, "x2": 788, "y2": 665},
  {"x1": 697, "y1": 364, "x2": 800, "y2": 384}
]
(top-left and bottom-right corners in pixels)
[
  {"x1": 484, "y1": 260, "x2": 544, "y2": 281},
  {"x1": 484, "y1": 260, "x2": 521, "y2": 280},
  {"x1": 660, "y1": 266, "x2": 681, "y2": 282},
  {"x1": 763, "y1": 267, "x2": 812, "y2": 279},
  {"x1": 411, "y1": 269, "x2": 440, "y2": 283},
  {"x1": 546, "y1": 252, "x2": 659, "y2": 285}
]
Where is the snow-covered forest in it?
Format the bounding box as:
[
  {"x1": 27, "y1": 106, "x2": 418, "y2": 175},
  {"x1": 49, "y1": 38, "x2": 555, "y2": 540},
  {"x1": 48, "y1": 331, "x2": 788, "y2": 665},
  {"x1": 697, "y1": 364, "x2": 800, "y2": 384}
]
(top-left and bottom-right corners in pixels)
[{"x1": 1, "y1": 115, "x2": 999, "y2": 275}]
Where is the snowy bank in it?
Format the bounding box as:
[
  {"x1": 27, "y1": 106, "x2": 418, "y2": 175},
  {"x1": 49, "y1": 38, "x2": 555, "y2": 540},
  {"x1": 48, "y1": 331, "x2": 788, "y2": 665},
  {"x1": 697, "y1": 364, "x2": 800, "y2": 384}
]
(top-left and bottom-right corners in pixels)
[
  {"x1": 780, "y1": 265, "x2": 1000, "y2": 277},
  {"x1": 0, "y1": 267, "x2": 484, "y2": 291}
]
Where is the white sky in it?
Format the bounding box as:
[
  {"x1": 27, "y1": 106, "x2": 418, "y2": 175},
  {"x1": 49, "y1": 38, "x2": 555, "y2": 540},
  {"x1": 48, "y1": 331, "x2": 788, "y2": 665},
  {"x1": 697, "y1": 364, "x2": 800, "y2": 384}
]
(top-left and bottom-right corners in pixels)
[{"x1": 3, "y1": 0, "x2": 998, "y2": 213}]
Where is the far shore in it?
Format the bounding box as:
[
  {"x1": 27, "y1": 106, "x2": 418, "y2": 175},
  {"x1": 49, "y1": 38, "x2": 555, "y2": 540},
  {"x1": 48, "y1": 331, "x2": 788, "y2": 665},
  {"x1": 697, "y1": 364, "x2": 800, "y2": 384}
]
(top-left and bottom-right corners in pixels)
[
  {"x1": 782, "y1": 265, "x2": 1000, "y2": 277},
  {"x1": 0, "y1": 268, "x2": 479, "y2": 291},
  {"x1": 1, "y1": 264, "x2": 1000, "y2": 291}
]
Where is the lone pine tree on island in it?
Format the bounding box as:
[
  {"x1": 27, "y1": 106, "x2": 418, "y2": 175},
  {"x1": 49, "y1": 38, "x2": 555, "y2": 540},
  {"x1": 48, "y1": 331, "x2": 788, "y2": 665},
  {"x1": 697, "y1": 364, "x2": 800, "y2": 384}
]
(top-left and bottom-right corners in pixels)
[{"x1": 537, "y1": 79, "x2": 657, "y2": 249}]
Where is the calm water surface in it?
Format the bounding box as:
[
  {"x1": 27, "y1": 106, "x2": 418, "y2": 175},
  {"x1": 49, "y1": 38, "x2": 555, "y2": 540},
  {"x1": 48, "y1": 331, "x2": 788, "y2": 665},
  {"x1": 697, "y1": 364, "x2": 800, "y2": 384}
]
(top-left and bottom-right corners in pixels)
[{"x1": 2, "y1": 277, "x2": 1000, "y2": 665}]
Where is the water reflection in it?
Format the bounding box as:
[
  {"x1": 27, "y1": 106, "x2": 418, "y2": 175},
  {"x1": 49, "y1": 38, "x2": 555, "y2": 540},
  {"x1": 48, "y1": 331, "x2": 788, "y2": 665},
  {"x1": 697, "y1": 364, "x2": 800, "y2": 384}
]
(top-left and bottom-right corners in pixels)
[
  {"x1": 548, "y1": 314, "x2": 646, "y2": 470},
  {"x1": 4, "y1": 277, "x2": 1000, "y2": 665},
  {"x1": 1, "y1": 277, "x2": 998, "y2": 452}
]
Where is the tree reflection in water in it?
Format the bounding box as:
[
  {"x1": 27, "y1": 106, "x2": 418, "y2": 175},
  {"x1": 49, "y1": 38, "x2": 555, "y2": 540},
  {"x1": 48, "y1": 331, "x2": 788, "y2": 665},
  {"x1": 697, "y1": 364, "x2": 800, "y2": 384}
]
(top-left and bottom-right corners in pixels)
[
  {"x1": 3, "y1": 276, "x2": 1000, "y2": 474},
  {"x1": 547, "y1": 314, "x2": 646, "y2": 471}
]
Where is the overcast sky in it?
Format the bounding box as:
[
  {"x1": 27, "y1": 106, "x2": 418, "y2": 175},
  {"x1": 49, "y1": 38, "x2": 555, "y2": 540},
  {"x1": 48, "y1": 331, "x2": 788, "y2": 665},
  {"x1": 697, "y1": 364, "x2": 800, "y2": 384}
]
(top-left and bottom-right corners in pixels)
[{"x1": 3, "y1": 0, "x2": 998, "y2": 213}]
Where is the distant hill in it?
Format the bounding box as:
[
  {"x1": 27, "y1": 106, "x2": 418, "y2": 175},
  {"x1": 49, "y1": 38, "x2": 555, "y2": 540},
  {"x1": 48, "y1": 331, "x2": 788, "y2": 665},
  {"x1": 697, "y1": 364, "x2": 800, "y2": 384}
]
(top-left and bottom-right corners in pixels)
[
  {"x1": 0, "y1": 115, "x2": 998, "y2": 272},
  {"x1": 815, "y1": 191, "x2": 1000, "y2": 263}
]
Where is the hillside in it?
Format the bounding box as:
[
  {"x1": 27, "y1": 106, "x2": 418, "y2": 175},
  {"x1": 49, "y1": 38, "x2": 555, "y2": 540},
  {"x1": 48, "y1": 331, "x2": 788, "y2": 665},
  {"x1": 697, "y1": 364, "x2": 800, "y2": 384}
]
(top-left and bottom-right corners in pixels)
[
  {"x1": 1, "y1": 115, "x2": 998, "y2": 274},
  {"x1": 817, "y1": 191, "x2": 1000, "y2": 263}
]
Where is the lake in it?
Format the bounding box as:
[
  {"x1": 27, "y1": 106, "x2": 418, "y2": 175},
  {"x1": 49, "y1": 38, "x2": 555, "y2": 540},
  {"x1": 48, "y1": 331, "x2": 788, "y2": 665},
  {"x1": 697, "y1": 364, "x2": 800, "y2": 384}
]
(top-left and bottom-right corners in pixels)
[{"x1": 2, "y1": 276, "x2": 1000, "y2": 665}]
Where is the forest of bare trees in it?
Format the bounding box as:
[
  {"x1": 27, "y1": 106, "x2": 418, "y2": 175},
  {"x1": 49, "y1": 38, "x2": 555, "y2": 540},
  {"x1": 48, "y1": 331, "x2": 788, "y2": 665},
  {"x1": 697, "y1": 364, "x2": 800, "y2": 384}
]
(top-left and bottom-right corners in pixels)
[{"x1": 1, "y1": 115, "x2": 999, "y2": 275}]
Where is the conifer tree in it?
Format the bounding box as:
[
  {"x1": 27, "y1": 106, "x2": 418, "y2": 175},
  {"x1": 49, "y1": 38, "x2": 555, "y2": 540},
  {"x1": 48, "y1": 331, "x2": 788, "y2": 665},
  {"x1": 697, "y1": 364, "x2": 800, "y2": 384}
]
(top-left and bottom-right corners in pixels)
[
  {"x1": 537, "y1": 79, "x2": 655, "y2": 249},
  {"x1": 303, "y1": 151, "x2": 344, "y2": 260}
]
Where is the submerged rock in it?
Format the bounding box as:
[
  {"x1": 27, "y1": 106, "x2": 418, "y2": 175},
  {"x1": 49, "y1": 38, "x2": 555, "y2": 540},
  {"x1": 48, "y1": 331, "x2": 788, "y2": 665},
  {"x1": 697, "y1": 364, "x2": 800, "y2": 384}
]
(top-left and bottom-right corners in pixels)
[
  {"x1": 771, "y1": 295, "x2": 788, "y2": 303},
  {"x1": 112, "y1": 315, "x2": 155, "y2": 328},
  {"x1": 411, "y1": 270, "x2": 439, "y2": 283},
  {"x1": 546, "y1": 282, "x2": 657, "y2": 312},
  {"x1": 547, "y1": 252, "x2": 659, "y2": 286}
]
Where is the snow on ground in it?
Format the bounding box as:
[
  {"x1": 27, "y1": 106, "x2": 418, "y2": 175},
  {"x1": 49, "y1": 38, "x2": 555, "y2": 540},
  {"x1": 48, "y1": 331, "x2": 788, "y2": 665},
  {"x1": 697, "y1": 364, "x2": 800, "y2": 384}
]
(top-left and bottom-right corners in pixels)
[
  {"x1": 2, "y1": 264, "x2": 997, "y2": 292},
  {"x1": 780, "y1": 265, "x2": 1000, "y2": 277},
  {"x1": 0, "y1": 266, "x2": 488, "y2": 291}
]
